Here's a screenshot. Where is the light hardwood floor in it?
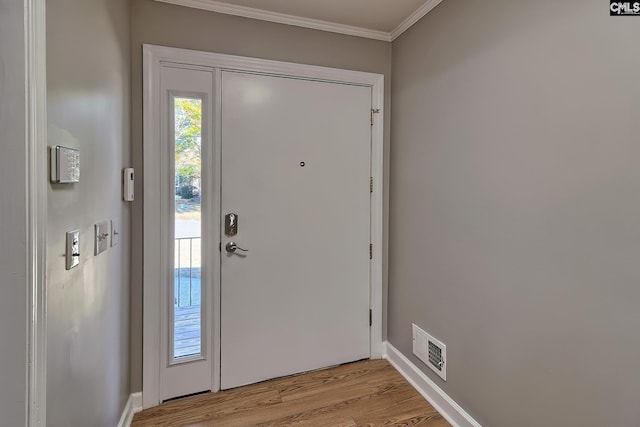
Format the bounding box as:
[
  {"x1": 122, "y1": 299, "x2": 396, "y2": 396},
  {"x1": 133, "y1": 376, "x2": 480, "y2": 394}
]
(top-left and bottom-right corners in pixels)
[{"x1": 132, "y1": 359, "x2": 450, "y2": 426}]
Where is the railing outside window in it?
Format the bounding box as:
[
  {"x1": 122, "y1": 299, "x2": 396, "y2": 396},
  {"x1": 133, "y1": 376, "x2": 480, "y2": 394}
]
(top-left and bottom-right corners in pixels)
[{"x1": 174, "y1": 236, "x2": 201, "y2": 308}]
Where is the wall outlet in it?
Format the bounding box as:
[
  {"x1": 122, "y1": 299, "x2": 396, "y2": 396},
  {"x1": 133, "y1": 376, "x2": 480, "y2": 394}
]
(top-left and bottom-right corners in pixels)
[
  {"x1": 95, "y1": 221, "x2": 110, "y2": 255},
  {"x1": 413, "y1": 323, "x2": 447, "y2": 381}
]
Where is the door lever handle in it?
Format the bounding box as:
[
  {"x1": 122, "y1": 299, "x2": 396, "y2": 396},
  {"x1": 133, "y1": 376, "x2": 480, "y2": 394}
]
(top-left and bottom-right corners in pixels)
[{"x1": 226, "y1": 242, "x2": 248, "y2": 253}]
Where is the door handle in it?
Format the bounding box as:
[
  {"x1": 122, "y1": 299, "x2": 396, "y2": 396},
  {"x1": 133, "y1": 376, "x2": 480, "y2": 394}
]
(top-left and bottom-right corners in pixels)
[{"x1": 225, "y1": 241, "x2": 248, "y2": 253}]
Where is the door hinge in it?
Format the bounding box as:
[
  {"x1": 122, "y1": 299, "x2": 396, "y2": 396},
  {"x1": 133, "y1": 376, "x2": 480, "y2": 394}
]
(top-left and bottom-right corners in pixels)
[
  {"x1": 369, "y1": 309, "x2": 372, "y2": 326},
  {"x1": 219, "y1": 242, "x2": 222, "y2": 252},
  {"x1": 370, "y1": 177, "x2": 373, "y2": 193},
  {"x1": 369, "y1": 243, "x2": 373, "y2": 260},
  {"x1": 370, "y1": 108, "x2": 380, "y2": 126}
]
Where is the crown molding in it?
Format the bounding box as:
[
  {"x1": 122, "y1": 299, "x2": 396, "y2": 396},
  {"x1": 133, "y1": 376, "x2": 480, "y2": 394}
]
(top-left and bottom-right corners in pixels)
[
  {"x1": 154, "y1": 0, "x2": 392, "y2": 41},
  {"x1": 154, "y1": 0, "x2": 444, "y2": 42},
  {"x1": 390, "y1": 0, "x2": 444, "y2": 41}
]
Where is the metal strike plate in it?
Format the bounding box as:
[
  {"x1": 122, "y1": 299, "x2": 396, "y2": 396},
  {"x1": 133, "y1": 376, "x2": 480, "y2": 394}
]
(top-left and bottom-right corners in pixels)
[{"x1": 225, "y1": 213, "x2": 238, "y2": 236}]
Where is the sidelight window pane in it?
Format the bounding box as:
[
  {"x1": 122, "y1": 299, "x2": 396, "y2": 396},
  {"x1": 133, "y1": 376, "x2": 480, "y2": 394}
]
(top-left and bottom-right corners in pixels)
[{"x1": 173, "y1": 97, "x2": 202, "y2": 360}]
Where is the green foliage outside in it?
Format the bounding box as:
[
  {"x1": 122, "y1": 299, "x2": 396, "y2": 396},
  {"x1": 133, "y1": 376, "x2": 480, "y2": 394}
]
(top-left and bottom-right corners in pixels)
[{"x1": 175, "y1": 98, "x2": 202, "y2": 193}]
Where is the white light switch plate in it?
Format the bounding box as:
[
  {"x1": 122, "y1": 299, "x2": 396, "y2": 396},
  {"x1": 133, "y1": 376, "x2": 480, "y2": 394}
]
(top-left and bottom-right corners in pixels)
[
  {"x1": 111, "y1": 219, "x2": 120, "y2": 247},
  {"x1": 66, "y1": 230, "x2": 80, "y2": 270},
  {"x1": 95, "y1": 221, "x2": 109, "y2": 255}
]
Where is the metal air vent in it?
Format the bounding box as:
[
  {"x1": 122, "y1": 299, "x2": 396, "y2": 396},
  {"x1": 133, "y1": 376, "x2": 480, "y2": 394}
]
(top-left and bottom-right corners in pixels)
[{"x1": 412, "y1": 323, "x2": 447, "y2": 381}]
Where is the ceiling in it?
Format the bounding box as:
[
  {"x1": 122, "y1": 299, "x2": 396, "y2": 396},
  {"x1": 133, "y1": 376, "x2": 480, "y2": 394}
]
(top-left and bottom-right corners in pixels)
[{"x1": 156, "y1": 0, "x2": 444, "y2": 41}]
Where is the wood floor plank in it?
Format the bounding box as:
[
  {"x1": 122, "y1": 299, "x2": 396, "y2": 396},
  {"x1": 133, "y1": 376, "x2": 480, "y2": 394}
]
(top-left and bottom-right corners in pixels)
[
  {"x1": 131, "y1": 360, "x2": 451, "y2": 427},
  {"x1": 354, "y1": 396, "x2": 449, "y2": 427},
  {"x1": 203, "y1": 382, "x2": 385, "y2": 426},
  {"x1": 276, "y1": 360, "x2": 398, "y2": 402},
  {"x1": 132, "y1": 386, "x2": 280, "y2": 426},
  {"x1": 250, "y1": 381, "x2": 411, "y2": 426},
  {"x1": 255, "y1": 413, "x2": 358, "y2": 427}
]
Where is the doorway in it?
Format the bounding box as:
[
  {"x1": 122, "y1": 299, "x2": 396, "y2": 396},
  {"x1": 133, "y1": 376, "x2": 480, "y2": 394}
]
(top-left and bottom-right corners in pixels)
[{"x1": 142, "y1": 45, "x2": 384, "y2": 408}]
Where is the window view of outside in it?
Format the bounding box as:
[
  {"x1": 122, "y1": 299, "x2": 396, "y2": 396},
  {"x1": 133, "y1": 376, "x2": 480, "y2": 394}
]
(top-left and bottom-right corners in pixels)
[{"x1": 173, "y1": 97, "x2": 202, "y2": 359}]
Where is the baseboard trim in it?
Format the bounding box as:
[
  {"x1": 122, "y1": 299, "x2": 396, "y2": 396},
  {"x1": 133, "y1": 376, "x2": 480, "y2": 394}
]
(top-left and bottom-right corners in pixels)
[
  {"x1": 383, "y1": 342, "x2": 481, "y2": 427},
  {"x1": 117, "y1": 392, "x2": 143, "y2": 427}
]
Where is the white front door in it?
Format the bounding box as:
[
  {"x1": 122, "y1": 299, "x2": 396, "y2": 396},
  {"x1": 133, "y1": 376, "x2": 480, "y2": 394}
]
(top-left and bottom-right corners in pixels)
[
  {"x1": 144, "y1": 46, "x2": 383, "y2": 407},
  {"x1": 220, "y1": 71, "x2": 372, "y2": 389}
]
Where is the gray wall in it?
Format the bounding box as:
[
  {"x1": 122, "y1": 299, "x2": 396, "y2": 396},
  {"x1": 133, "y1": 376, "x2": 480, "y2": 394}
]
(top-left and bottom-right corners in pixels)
[
  {"x1": 130, "y1": 0, "x2": 392, "y2": 392},
  {"x1": 0, "y1": 1, "x2": 28, "y2": 425},
  {"x1": 389, "y1": 0, "x2": 640, "y2": 425},
  {"x1": 46, "y1": 0, "x2": 131, "y2": 425}
]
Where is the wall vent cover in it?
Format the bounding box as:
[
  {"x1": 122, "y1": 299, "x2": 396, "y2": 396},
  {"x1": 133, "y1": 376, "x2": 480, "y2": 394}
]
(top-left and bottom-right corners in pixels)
[
  {"x1": 428, "y1": 340, "x2": 444, "y2": 371},
  {"x1": 412, "y1": 323, "x2": 447, "y2": 381}
]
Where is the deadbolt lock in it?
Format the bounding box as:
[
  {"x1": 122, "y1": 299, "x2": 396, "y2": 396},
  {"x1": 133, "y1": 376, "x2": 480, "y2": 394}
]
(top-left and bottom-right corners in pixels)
[{"x1": 225, "y1": 213, "x2": 238, "y2": 236}]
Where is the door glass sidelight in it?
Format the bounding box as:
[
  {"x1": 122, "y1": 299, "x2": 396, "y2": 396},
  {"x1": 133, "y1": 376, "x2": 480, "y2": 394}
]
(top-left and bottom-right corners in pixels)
[{"x1": 172, "y1": 96, "x2": 203, "y2": 361}]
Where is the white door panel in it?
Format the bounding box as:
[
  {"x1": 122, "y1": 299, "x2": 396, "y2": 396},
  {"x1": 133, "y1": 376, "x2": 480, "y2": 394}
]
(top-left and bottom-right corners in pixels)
[
  {"x1": 159, "y1": 66, "x2": 214, "y2": 401},
  {"x1": 221, "y1": 71, "x2": 371, "y2": 389}
]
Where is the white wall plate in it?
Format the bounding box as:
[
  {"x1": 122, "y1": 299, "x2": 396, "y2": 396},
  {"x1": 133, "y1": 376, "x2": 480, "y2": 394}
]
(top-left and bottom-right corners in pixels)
[
  {"x1": 95, "y1": 221, "x2": 110, "y2": 255},
  {"x1": 111, "y1": 219, "x2": 120, "y2": 247}
]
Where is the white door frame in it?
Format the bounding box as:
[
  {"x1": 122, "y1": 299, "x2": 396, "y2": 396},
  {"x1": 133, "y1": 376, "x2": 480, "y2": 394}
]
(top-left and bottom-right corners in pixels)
[
  {"x1": 25, "y1": 0, "x2": 48, "y2": 425},
  {"x1": 142, "y1": 44, "x2": 384, "y2": 409}
]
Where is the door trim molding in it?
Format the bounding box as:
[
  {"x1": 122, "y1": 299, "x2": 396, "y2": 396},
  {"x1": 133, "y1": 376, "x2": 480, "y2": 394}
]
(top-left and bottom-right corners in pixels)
[
  {"x1": 143, "y1": 44, "x2": 384, "y2": 408},
  {"x1": 25, "y1": 0, "x2": 48, "y2": 424}
]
